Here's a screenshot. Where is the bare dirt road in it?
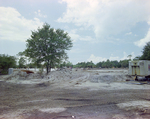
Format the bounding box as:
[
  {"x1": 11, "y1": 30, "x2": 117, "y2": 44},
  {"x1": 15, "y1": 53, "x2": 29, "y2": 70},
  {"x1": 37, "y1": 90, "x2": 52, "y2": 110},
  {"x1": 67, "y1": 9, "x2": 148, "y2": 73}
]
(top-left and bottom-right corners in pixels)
[{"x1": 0, "y1": 69, "x2": 150, "y2": 119}]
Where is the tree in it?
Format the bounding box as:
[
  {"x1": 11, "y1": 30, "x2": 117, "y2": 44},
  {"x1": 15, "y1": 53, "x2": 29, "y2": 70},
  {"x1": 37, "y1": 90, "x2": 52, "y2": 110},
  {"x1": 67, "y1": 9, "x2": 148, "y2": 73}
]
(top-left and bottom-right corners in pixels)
[
  {"x1": 18, "y1": 57, "x2": 26, "y2": 68},
  {"x1": 111, "y1": 60, "x2": 120, "y2": 68},
  {"x1": 133, "y1": 56, "x2": 140, "y2": 61},
  {"x1": 119, "y1": 59, "x2": 129, "y2": 68},
  {"x1": 59, "y1": 61, "x2": 73, "y2": 68},
  {"x1": 96, "y1": 62, "x2": 102, "y2": 68},
  {"x1": 0, "y1": 54, "x2": 16, "y2": 74},
  {"x1": 127, "y1": 55, "x2": 132, "y2": 60},
  {"x1": 23, "y1": 23, "x2": 73, "y2": 74},
  {"x1": 140, "y1": 42, "x2": 150, "y2": 60},
  {"x1": 26, "y1": 63, "x2": 36, "y2": 68},
  {"x1": 86, "y1": 61, "x2": 95, "y2": 68}
]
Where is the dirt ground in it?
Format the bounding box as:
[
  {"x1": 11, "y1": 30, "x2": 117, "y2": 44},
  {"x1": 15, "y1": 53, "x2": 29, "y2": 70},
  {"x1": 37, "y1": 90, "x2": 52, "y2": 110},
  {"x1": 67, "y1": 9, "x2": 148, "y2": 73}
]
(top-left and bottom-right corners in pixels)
[{"x1": 0, "y1": 68, "x2": 150, "y2": 119}]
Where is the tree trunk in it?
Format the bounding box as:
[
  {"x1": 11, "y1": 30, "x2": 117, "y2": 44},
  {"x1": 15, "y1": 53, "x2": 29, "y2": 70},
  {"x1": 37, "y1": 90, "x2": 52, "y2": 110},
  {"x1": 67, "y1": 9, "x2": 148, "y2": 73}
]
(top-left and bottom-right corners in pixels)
[
  {"x1": 50, "y1": 62, "x2": 52, "y2": 72},
  {"x1": 47, "y1": 60, "x2": 50, "y2": 74},
  {"x1": 46, "y1": 65, "x2": 49, "y2": 74}
]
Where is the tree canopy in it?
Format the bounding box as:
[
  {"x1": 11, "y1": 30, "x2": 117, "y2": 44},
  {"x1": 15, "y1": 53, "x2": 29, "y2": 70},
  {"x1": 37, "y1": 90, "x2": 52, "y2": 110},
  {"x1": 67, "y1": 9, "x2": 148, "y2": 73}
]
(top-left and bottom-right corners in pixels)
[
  {"x1": 140, "y1": 42, "x2": 150, "y2": 60},
  {"x1": 18, "y1": 57, "x2": 26, "y2": 68},
  {"x1": 72, "y1": 59, "x2": 129, "y2": 68},
  {"x1": 0, "y1": 54, "x2": 16, "y2": 74},
  {"x1": 23, "y1": 23, "x2": 73, "y2": 74}
]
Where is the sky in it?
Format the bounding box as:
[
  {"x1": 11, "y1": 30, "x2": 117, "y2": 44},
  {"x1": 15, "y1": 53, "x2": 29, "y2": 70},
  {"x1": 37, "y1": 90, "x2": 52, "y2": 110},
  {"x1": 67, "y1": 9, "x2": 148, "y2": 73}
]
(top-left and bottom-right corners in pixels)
[{"x1": 0, "y1": 0, "x2": 150, "y2": 64}]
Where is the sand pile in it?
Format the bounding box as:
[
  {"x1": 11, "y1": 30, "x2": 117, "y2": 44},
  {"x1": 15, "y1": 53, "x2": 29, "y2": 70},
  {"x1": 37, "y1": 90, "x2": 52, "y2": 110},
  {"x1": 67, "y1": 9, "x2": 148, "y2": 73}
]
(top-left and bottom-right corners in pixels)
[
  {"x1": 0, "y1": 68, "x2": 137, "y2": 89},
  {"x1": 1, "y1": 70, "x2": 45, "y2": 81},
  {"x1": 1, "y1": 70, "x2": 22, "y2": 80},
  {"x1": 0, "y1": 68, "x2": 87, "y2": 85},
  {"x1": 46, "y1": 68, "x2": 86, "y2": 82},
  {"x1": 0, "y1": 69, "x2": 47, "y2": 84}
]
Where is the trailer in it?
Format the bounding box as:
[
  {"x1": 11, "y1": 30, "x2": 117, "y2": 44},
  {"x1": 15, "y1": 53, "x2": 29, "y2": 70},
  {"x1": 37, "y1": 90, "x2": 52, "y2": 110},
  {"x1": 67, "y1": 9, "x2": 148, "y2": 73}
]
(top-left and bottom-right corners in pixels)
[{"x1": 129, "y1": 60, "x2": 150, "y2": 81}]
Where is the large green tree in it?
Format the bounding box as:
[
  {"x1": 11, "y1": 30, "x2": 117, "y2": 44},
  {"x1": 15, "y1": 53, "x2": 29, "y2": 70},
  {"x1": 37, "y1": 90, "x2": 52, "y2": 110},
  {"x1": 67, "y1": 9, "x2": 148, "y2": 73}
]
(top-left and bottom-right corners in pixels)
[
  {"x1": 140, "y1": 42, "x2": 150, "y2": 60},
  {"x1": 23, "y1": 23, "x2": 73, "y2": 74}
]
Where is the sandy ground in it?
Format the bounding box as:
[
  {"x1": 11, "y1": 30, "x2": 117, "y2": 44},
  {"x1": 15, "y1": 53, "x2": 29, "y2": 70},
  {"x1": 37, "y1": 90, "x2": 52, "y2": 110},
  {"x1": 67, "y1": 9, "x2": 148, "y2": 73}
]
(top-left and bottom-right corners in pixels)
[{"x1": 0, "y1": 68, "x2": 150, "y2": 119}]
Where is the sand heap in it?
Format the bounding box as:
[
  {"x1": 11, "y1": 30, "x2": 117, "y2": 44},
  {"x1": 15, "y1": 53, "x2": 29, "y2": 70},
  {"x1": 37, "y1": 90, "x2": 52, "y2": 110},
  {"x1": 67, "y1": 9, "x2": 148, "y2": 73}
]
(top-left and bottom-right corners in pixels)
[{"x1": 0, "y1": 68, "x2": 135, "y2": 88}]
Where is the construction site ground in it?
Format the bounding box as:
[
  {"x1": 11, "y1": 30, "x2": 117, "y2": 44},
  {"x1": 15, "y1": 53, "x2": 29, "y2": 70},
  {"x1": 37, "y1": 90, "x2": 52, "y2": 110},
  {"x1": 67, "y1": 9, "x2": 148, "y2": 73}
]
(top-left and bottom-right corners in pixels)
[{"x1": 0, "y1": 68, "x2": 150, "y2": 119}]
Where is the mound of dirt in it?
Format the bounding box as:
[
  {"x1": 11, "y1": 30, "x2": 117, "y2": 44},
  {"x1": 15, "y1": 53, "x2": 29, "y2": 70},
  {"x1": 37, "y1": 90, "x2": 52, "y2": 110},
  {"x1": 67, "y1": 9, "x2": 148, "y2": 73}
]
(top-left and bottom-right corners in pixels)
[{"x1": 2, "y1": 70, "x2": 45, "y2": 81}]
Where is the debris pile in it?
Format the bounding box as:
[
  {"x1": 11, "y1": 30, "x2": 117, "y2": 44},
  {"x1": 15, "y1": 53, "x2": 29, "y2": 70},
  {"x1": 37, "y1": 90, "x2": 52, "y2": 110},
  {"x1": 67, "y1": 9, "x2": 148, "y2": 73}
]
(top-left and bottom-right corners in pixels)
[{"x1": 2, "y1": 69, "x2": 45, "y2": 81}]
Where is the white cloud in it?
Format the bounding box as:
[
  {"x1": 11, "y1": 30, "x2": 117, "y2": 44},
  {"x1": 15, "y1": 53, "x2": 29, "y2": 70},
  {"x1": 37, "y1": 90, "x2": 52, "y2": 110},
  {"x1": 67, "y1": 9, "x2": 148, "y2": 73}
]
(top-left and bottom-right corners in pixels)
[
  {"x1": 87, "y1": 54, "x2": 107, "y2": 63},
  {"x1": 119, "y1": 52, "x2": 128, "y2": 61},
  {"x1": 68, "y1": 29, "x2": 80, "y2": 42},
  {"x1": 87, "y1": 52, "x2": 135, "y2": 64},
  {"x1": 34, "y1": 9, "x2": 47, "y2": 18},
  {"x1": 0, "y1": 7, "x2": 43, "y2": 42},
  {"x1": 68, "y1": 29, "x2": 96, "y2": 42},
  {"x1": 58, "y1": 0, "x2": 150, "y2": 40},
  {"x1": 131, "y1": 52, "x2": 135, "y2": 60},
  {"x1": 134, "y1": 28, "x2": 150, "y2": 47},
  {"x1": 125, "y1": 32, "x2": 132, "y2": 35},
  {"x1": 120, "y1": 52, "x2": 135, "y2": 60},
  {"x1": 109, "y1": 54, "x2": 120, "y2": 61},
  {"x1": 69, "y1": 48, "x2": 84, "y2": 54}
]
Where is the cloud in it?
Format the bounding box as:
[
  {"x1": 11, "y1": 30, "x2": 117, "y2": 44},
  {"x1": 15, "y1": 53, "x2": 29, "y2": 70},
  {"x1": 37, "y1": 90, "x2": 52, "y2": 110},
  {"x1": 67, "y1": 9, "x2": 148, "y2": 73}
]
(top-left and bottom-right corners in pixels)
[
  {"x1": 120, "y1": 52, "x2": 135, "y2": 60},
  {"x1": 87, "y1": 54, "x2": 107, "y2": 63},
  {"x1": 34, "y1": 10, "x2": 47, "y2": 18},
  {"x1": 69, "y1": 48, "x2": 84, "y2": 54},
  {"x1": 125, "y1": 32, "x2": 132, "y2": 35},
  {"x1": 68, "y1": 29, "x2": 96, "y2": 42},
  {"x1": 109, "y1": 54, "x2": 120, "y2": 61},
  {"x1": 134, "y1": 28, "x2": 150, "y2": 47},
  {"x1": 87, "y1": 52, "x2": 135, "y2": 64},
  {"x1": 58, "y1": 0, "x2": 150, "y2": 41},
  {"x1": 0, "y1": 7, "x2": 43, "y2": 42}
]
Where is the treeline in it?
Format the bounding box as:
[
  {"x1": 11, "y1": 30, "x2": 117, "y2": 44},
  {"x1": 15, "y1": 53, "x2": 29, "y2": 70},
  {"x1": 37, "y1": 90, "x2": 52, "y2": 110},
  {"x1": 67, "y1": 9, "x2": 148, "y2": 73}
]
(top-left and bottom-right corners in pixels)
[
  {"x1": 60, "y1": 59, "x2": 130, "y2": 69},
  {"x1": 0, "y1": 54, "x2": 129, "y2": 75},
  {"x1": 96, "y1": 59, "x2": 129, "y2": 68}
]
